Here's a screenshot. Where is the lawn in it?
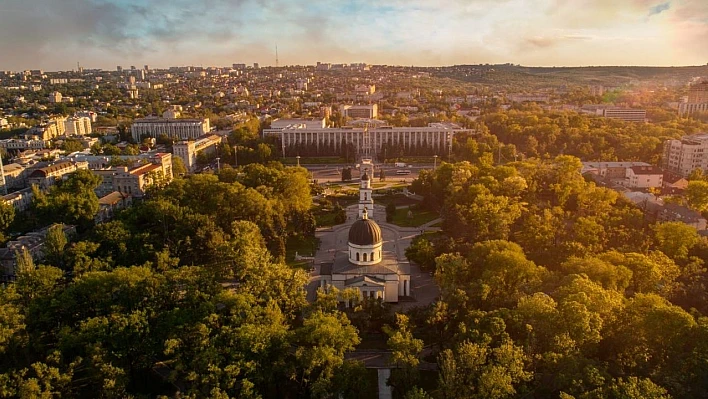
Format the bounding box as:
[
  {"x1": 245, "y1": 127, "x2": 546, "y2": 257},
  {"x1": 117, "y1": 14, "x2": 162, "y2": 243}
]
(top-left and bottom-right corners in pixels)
[
  {"x1": 391, "y1": 207, "x2": 439, "y2": 227},
  {"x1": 285, "y1": 235, "x2": 319, "y2": 269},
  {"x1": 375, "y1": 193, "x2": 421, "y2": 207}
]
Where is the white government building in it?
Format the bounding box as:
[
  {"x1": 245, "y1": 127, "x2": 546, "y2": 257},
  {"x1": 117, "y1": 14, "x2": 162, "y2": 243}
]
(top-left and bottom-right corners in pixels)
[
  {"x1": 319, "y1": 171, "x2": 411, "y2": 303},
  {"x1": 263, "y1": 118, "x2": 470, "y2": 158},
  {"x1": 131, "y1": 117, "x2": 211, "y2": 141}
]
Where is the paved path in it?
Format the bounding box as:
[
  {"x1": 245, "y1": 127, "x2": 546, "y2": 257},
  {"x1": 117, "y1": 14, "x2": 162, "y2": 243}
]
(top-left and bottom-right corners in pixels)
[{"x1": 307, "y1": 204, "x2": 440, "y2": 308}]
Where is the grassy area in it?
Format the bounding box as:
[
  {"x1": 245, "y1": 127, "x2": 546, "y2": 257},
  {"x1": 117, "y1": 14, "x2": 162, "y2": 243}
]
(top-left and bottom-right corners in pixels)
[
  {"x1": 285, "y1": 235, "x2": 319, "y2": 269},
  {"x1": 391, "y1": 207, "x2": 439, "y2": 227},
  {"x1": 282, "y1": 156, "x2": 347, "y2": 164},
  {"x1": 314, "y1": 210, "x2": 340, "y2": 228},
  {"x1": 375, "y1": 194, "x2": 421, "y2": 207},
  {"x1": 382, "y1": 156, "x2": 442, "y2": 165}
]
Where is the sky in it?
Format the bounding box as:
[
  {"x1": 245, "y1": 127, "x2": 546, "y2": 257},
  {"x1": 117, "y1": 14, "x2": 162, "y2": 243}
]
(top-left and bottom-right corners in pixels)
[{"x1": 0, "y1": 0, "x2": 706, "y2": 71}]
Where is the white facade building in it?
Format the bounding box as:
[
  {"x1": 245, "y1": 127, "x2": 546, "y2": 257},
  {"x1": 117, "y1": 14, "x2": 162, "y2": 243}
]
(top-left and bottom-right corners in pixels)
[
  {"x1": 663, "y1": 134, "x2": 708, "y2": 177},
  {"x1": 173, "y1": 134, "x2": 224, "y2": 173},
  {"x1": 358, "y1": 170, "x2": 374, "y2": 219},
  {"x1": 263, "y1": 120, "x2": 466, "y2": 158},
  {"x1": 131, "y1": 117, "x2": 210, "y2": 141},
  {"x1": 64, "y1": 116, "x2": 92, "y2": 136},
  {"x1": 624, "y1": 165, "x2": 663, "y2": 188}
]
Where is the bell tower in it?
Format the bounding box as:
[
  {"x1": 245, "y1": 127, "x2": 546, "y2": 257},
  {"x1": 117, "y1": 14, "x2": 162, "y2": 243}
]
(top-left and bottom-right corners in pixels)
[{"x1": 358, "y1": 169, "x2": 373, "y2": 219}]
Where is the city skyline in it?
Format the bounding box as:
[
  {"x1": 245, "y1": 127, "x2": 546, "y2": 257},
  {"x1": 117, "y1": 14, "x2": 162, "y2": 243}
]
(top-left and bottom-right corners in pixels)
[{"x1": 1, "y1": 0, "x2": 707, "y2": 71}]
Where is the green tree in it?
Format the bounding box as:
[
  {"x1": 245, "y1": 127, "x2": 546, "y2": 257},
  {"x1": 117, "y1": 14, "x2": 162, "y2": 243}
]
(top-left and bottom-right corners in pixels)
[
  {"x1": 654, "y1": 222, "x2": 701, "y2": 261},
  {"x1": 384, "y1": 314, "x2": 424, "y2": 398},
  {"x1": 438, "y1": 338, "x2": 530, "y2": 399},
  {"x1": 43, "y1": 224, "x2": 67, "y2": 268},
  {"x1": 172, "y1": 156, "x2": 187, "y2": 177},
  {"x1": 61, "y1": 139, "x2": 84, "y2": 153},
  {"x1": 686, "y1": 180, "x2": 708, "y2": 212}
]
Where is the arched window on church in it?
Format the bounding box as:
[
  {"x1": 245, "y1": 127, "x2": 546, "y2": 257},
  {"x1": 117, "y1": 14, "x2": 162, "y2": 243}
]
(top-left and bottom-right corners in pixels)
[
  {"x1": 356, "y1": 253, "x2": 360, "y2": 261},
  {"x1": 363, "y1": 253, "x2": 368, "y2": 262},
  {"x1": 371, "y1": 252, "x2": 375, "y2": 260}
]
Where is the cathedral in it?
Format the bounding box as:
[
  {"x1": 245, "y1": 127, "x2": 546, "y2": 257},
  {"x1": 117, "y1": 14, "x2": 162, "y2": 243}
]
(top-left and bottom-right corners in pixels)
[{"x1": 319, "y1": 170, "x2": 411, "y2": 303}]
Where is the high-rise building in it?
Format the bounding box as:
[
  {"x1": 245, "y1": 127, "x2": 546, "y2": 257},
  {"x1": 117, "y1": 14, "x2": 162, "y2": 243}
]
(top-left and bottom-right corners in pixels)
[
  {"x1": 341, "y1": 104, "x2": 378, "y2": 119},
  {"x1": 64, "y1": 116, "x2": 92, "y2": 136},
  {"x1": 253, "y1": 63, "x2": 260, "y2": 69},
  {"x1": 144, "y1": 65, "x2": 150, "y2": 71},
  {"x1": 48, "y1": 91, "x2": 62, "y2": 103},
  {"x1": 117, "y1": 66, "x2": 123, "y2": 72},
  {"x1": 663, "y1": 133, "x2": 708, "y2": 177},
  {"x1": 679, "y1": 81, "x2": 708, "y2": 117},
  {"x1": 688, "y1": 81, "x2": 708, "y2": 103}
]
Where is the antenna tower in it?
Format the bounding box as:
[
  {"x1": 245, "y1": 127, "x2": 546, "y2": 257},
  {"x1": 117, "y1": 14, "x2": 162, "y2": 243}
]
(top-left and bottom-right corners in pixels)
[{"x1": 276, "y1": 45, "x2": 279, "y2": 67}]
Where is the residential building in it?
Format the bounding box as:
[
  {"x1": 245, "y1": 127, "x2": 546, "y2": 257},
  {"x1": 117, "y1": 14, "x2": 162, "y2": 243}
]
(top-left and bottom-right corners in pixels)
[
  {"x1": 662, "y1": 133, "x2": 708, "y2": 177},
  {"x1": 64, "y1": 116, "x2": 92, "y2": 136},
  {"x1": 678, "y1": 81, "x2": 708, "y2": 117},
  {"x1": 663, "y1": 172, "x2": 689, "y2": 191},
  {"x1": 341, "y1": 104, "x2": 378, "y2": 119},
  {"x1": 48, "y1": 91, "x2": 62, "y2": 103},
  {"x1": 131, "y1": 117, "x2": 210, "y2": 141},
  {"x1": 624, "y1": 165, "x2": 663, "y2": 188},
  {"x1": 355, "y1": 84, "x2": 376, "y2": 96},
  {"x1": 582, "y1": 161, "x2": 652, "y2": 179},
  {"x1": 173, "y1": 134, "x2": 224, "y2": 173},
  {"x1": 26, "y1": 160, "x2": 89, "y2": 190},
  {"x1": 508, "y1": 94, "x2": 550, "y2": 103}
]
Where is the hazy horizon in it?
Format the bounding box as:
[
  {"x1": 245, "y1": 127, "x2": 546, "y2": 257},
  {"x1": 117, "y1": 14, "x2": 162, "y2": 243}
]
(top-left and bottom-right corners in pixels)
[{"x1": 1, "y1": 0, "x2": 707, "y2": 71}]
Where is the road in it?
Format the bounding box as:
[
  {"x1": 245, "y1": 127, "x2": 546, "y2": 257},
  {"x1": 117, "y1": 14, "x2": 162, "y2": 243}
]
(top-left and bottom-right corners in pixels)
[{"x1": 306, "y1": 164, "x2": 434, "y2": 183}]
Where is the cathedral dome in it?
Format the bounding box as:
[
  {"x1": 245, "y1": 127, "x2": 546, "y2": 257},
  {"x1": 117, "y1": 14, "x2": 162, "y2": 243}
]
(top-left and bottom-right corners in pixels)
[{"x1": 348, "y1": 210, "x2": 382, "y2": 246}]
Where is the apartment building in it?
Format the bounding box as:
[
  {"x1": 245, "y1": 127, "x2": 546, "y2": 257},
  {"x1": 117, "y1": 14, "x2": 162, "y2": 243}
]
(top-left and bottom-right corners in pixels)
[
  {"x1": 26, "y1": 160, "x2": 89, "y2": 190},
  {"x1": 341, "y1": 104, "x2": 378, "y2": 119},
  {"x1": 662, "y1": 133, "x2": 708, "y2": 177},
  {"x1": 64, "y1": 116, "x2": 92, "y2": 136},
  {"x1": 131, "y1": 117, "x2": 210, "y2": 141},
  {"x1": 173, "y1": 134, "x2": 224, "y2": 173},
  {"x1": 679, "y1": 81, "x2": 708, "y2": 117},
  {"x1": 624, "y1": 165, "x2": 663, "y2": 188}
]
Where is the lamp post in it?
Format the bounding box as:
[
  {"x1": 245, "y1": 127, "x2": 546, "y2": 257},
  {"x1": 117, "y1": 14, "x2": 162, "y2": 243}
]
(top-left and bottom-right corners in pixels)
[
  {"x1": 233, "y1": 145, "x2": 238, "y2": 167},
  {"x1": 296, "y1": 155, "x2": 301, "y2": 167},
  {"x1": 433, "y1": 154, "x2": 438, "y2": 170},
  {"x1": 215, "y1": 157, "x2": 220, "y2": 173}
]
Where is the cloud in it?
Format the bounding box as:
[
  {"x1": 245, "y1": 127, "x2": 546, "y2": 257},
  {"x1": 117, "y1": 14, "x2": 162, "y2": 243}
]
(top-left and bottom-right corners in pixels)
[
  {"x1": 0, "y1": 0, "x2": 705, "y2": 70},
  {"x1": 648, "y1": 2, "x2": 671, "y2": 16}
]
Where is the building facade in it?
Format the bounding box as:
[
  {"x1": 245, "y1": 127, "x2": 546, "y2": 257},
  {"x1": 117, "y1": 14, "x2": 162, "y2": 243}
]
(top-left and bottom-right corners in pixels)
[
  {"x1": 173, "y1": 134, "x2": 224, "y2": 173},
  {"x1": 624, "y1": 165, "x2": 663, "y2": 188},
  {"x1": 601, "y1": 108, "x2": 647, "y2": 122},
  {"x1": 341, "y1": 104, "x2": 378, "y2": 119},
  {"x1": 64, "y1": 116, "x2": 92, "y2": 136},
  {"x1": 264, "y1": 121, "x2": 466, "y2": 158},
  {"x1": 27, "y1": 160, "x2": 89, "y2": 190},
  {"x1": 131, "y1": 117, "x2": 210, "y2": 141},
  {"x1": 662, "y1": 134, "x2": 708, "y2": 177},
  {"x1": 679, "y1": 81, "x2": 708, "y2": 117}
]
